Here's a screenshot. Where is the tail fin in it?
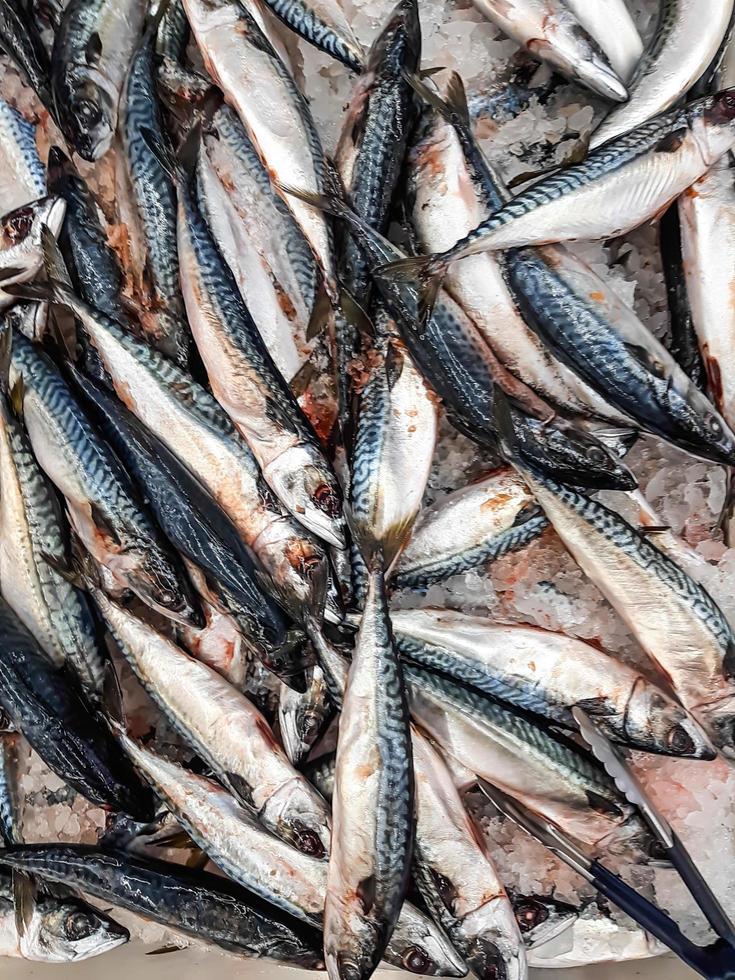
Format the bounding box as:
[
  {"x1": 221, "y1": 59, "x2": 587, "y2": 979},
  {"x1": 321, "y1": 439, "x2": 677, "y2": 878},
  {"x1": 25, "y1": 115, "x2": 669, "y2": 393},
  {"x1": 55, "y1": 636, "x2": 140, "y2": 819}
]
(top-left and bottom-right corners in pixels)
[
  {"x1": 374, "y1": 252, "x2": 447, "y2": 328},
  {"x1": 404, "y1": 67, "x2": 470, "y2": 128}
]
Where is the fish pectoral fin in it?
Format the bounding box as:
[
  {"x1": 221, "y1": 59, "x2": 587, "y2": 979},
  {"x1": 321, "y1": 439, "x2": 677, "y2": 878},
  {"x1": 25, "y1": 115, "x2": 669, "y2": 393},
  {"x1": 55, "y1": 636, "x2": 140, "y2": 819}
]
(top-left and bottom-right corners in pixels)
[
  {"x1": 585, "y1": 790, "x2": 623, "y2": 819},
  {"x1": 575, "y1": 696, "x2": 616, "y2": 717},
  {"x1": 385, "y1": 341, "x2": 405, "y2": 390},
  {"x1": 356, "y1": 874, "x2": 377, "y2": 915},
  {"x1": 84, "y1": 31, "x2": 103, "y2": 66},
  {"x1": 622, "y1": 342, "x2": 666, "y2": 378},
  {"x1": 13, "y1": 871, "x2": 37, "y2": 940},
  {"x1": 653, "y1": 129, "x2": 687, "y2": 154}
]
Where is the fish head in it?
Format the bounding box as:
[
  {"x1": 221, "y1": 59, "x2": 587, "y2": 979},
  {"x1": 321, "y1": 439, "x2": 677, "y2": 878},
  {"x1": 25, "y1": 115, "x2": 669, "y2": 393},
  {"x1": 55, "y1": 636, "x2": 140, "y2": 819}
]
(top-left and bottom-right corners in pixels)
[
  {"x1": 127, "y1": 551, "x2": 204, "y2": 629},
  {"x1": 367, "y1": 0, "x2": 421, "y2": 76},
  {"x1": 0, "y1": 196, "x2": 66, "y2": 286},
  {"x1": 57, "y1": 68, "x2": 114, "y2": 162},
  {"x1": 388, "y1": 911, "x2": 468, "y2": 977},
  {"x1": 623, "y1": 679, "x2": 716, "y2": 760},
  {"x1": 696, "y1": 695, "x2": 735, "y2": 758},
  {"x1": 459, "y1": 899, "x2": 527, "y2": 980},
  {"x1": 262, "y1": 778, "x2": 332, "y2": 860},
  {"x1": 511, "y1": 893, "x2": 578, "y2": 951},
  {"x1": 541, "y1": 17, "x2": 628, "y2": 103},
  {"x1": 519, "y1": 420, "x2": 636, "y2": 491},
  {"x1": 264, "y1": 448, "x2": 345, "y2": 550},
  {"x1": 660, "y1": 377, "x2": 735, "y2": 466},
  {"x1": 27, "y1": 898, "x2": 129, "y2": 962},
  {"x1": 694, "y1": 88, "x2": 735, "y2": 164}
]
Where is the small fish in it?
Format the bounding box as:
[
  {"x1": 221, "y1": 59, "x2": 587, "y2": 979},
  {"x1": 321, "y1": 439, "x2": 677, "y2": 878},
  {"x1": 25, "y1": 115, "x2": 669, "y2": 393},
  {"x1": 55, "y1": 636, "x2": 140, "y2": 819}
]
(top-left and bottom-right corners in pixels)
[
  {"x1": 325, "y1": 532, "x2": 414, "y2": 980},
  {"x1": 381, "y1": 90, "x2": 735, "y2": 297},
  {"x1": 0, "y1": 596, "x2": 154, "y2": 819},
  {"x1": 0, "y1": 845, "x2": 325, "y2": 967},
  {"x1": 183, "y1": 0, "x2": 338, "y2": 298},
  {"x1": 412, "y1": 728, "x2": 527, "y2": 980},
  {"x1": 590, "y1": 0, "x2": 735, "y2": 148},
  {"x1": 394, "y1": 467, "x2": 548, "y2": 591},
  {"x1": 279, "y1": 664, "x2": 334, "y2": 765},
  {"x1": 563, "y1": 0, "x2": 643, "y2": 83},
  {"x1": 510, "y1": 456, "x2": 735, "y2": 758},
  {"x1": 94, "y1": 590, "x2": 332, "y2": 858},
  {"x1": 0, "y1": 100, "x2": 46, "y2": 216},
  {"x1": 0, "y1": 0, "x2": 54, "y2": 113},
  {"x1": 470, "y1": 0, "x2": 628, "y2": 100},
  {"x1": 392, "y1": 608, "x2": 715, "y2": 758},
  {"x1": 123, "y1": 21, "x2": 191, "y2": 366},
  {"x1": 51, "y1": 0, "x2": 147, "y2": 161},
  {"x1": 9, "y1": 332, "x2": 201, "y2": 628},
  {"x1": 255, "y1": 0, "x2": 363, "y2": 70},
  {"x1": 0, "y1": 197, "x2": 65, "y2": 308}
]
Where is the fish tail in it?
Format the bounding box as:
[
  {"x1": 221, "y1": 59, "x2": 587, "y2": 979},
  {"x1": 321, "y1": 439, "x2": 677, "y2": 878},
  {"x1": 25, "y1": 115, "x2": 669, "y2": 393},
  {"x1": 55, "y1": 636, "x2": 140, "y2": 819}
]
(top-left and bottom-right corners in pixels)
[
  {"x1": 375, "y1": 252, "x2": 448, "y2": 326},
  {"x1": 404, "y1": 67, "x2": 470, "y2": 127},
  {"x1": 280, "y1": 182, "x2": 352, "y2": 223}
]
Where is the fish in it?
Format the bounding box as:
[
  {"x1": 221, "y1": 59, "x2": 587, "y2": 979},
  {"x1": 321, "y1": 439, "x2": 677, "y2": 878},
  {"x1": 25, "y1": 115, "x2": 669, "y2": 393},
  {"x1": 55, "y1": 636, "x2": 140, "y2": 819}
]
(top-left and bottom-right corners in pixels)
[
  {"x1": 509, "y1": 456, "x2": 735, "y2": 758},
  {"x1": 589, "y1": 0, "x2": 735, "y2": 149},
  {"x1": 393, "y1": 467, "x2": 548, "y2": 591},
  {"x1": 70, "y1": 367, "x2": 292, "y2": 663},
  {"x1": 659, "y1": 201, "x2": 706, "y2": 388},
  {"x1": 0, "y1": 0, "x2": 53, "y2": 113},
  {"x1": 51, "y1": 0, "x2": 147, "y2": 161},
  {"x1": 183, "y1": 0, "x2": 338, "y2": 299},
  {"x1": 392, "y1": 608, "x2": 715, "y2": 758},
  {"x1": 156, "y1": 0, "x2": 189, "y2": 60},
  {"x1": 0, "y1": 338, "x2": 106, "y2": 700},
  {"x1": 255, "y1": 0, "x2": 364, "y2": 71},
  {"x1": 0, "y1": 99, "x2": 46, "y2": 216},
  {"x1": 563, "y1": 0, "x2": 643, "y2": 83},
  {"x1": 0, "y1": 845, "x2": 325, "y2": 967},
  {"x1": 0, "y1": 596, "x2": 154, "y2": 819},
  {"x1": 123, "y1": 21, "x2": 192, "y2": 366},
  {"x1": 279, "y1": 664, "x2": 334, "y2": 765},
  {"x1": 325, "y1": 530, "x2": 413, "y2": 980},
  {"x1": 93, "y1": 589, "x2": 333, "y2": 858},
  {"x1": 29, "y1": 271, "x2": 334, "y2": 622},
  {"x1": 469, "y1": 0, "x2": 628, "y2": 100},
  {"x1": 197, "y1": 104, "x2": 316, "y2": 383},
  {"x1": 9, "y1": 331, "x2": 202, "y2": 629},
  {"x1": 381, "y1": 90, "x2": 735, "y2": 294},
  {"x1": 405, "y1": 664, "x2": 644, "y2": 852},
  {"x1": 412, "y1": 728, "x2": 527, "y2": 980},
  {"x1": 0, "y1": 197, "x2": 65, "y2": 308},
  {"x1": 162, "y1": 128, "x2": 346, "y2": 551}
]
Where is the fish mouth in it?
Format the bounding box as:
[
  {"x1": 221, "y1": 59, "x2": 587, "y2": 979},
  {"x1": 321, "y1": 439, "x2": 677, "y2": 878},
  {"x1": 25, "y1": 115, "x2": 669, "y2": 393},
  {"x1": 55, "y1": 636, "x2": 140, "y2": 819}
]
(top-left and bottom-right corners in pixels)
[{"x1": 574, "y1": 57, "x2": 628, "y2": 103}]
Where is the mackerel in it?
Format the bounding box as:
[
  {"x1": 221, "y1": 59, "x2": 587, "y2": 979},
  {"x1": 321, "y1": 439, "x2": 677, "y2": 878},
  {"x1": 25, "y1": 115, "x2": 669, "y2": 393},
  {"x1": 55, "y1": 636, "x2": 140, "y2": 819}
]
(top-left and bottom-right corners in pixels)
[
  {"x1": 563, "y1": 0, "x2": 643, "y2": 83},
  {"x1": 0, "y1": 197, "x2": 65, "y2": 309},
  {"x1": 0, "y1": 0, "x2": 53, "y2": 113},
  {"x1": 256, "y1": 0, "x2": 364, "y2": 71},
  {"x1": 279, "y1": 664, "x2": 333, "y2": 765},
  {"x1": 0, "y1": 100, "x2": 45, "y2": 215}
]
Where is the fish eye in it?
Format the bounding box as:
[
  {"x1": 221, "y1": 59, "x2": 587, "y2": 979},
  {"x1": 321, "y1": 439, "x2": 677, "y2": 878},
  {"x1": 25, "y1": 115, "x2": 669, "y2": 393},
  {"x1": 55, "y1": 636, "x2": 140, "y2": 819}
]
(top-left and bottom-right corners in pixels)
[
  {"x1": 514, "y1": 899, "x2": 549, "y2": 932},
  {"x1": 402, "y1": 945, "x2": 433, "y2": 973},
  {"x1": 587, "y1": 446, "x2": 606, "y2": 464},
  {"x1": 667, "y1": 725, "x2": 695, "y2": 756},
  {"x1": 77, "y1": 99, "x2": 99, "y2": 123},
  {"x1": 708, "y1": 417, "x2": 723, "y2": 435},
  {"x1": 3, "y1": 207, "x2": 33, "y2": 242},
  {"x1": 312, "y1": 482, "x2": 341, "y2": 517},
  {"x1": 65, "y1": 911, "x2": 94, "y2": 941}
]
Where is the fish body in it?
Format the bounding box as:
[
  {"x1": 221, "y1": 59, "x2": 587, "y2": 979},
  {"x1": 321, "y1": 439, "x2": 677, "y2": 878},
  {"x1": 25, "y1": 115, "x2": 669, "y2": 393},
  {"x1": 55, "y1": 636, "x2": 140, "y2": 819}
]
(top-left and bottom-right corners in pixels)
[
  {"x1": 0, "y1": 371, "x2": 105, "y2": 699},
  {"x1": 0, "y1": 197, "x2": 65, "y2": 308},
  {"x1": 258, "y1": 0, "x2": 363, "y2": 70},
  {"x1": 659, "y1": 201, "x2": 706, "y2": 387},
  {"x1": 325, "y1": 564, "x2": 413, "y2": 980},
  {"x1": 0, "y1": 845, "x2": 325, "y2": 967},
  {"x1": 0, "y1": 100, "x2": 45, "y2": 215},
  {"x1": 10, "y1": 333, "x2": 200, "y2": 628},
  {"x1": 393, "y1": 608, "x2": 715, "y2": 758},
  {"x1": 279, "y1": 664, "x2": 333, "y2": 765},
  {"x1": 175, "y1": 147, "x2": 345, "y2": 550},
  {"x1": 563, "y1": 0, "x2": 643, "y2": 82},
  {"x1": 412, "y1": 729, "x2": 526, "y2": 980},
  {"x1": 394, "y1": 468, "x2": 548, "y2": 591},
  {"x1": 518, "y1": 465, "x2": 735, "y2": 757},
  {"x1": 51, "y1": 0, "x2": 146, "y2": 160},
  {"x1": 0, "y1": 0, "x2": 53, "y2": 111},
  {"x1": 470, "y1": 0, "x2": 627, "y2": 100},
  {"x1": 183, "y1": 0, "x2": 337, "y2": 297},
  {"x1": 156, "y1": 0, "x2": 189, "y2": 60},
  {"x1": 123, "y1": 28, "x2": 191, "y2": 366},
  {"x1": 590, "y1": 0, "x2": 735, "y2": 148},
  {"x1": 0, "y1": 597, "x2": 153, "y2": 819},
  {"x1": 96, "y1": 591, "x2": 332, "y2": 858}
]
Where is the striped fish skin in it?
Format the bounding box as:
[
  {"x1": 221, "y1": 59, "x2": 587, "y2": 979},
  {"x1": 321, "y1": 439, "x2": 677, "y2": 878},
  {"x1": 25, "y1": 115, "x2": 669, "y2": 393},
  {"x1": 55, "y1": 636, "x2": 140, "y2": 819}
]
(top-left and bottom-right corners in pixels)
[
  {"x1": 0, "y1": 0, "x2": 53, "y2": 112},
  {"x1": 0, "y1": 197, "x2": 65, "y2": 307},
  {"x1": 507, "y1": 242, "x2": 735, "y2": 466},
  {"x1": 0, "y1": 597, "x2": 153, "y2": 819},
  {"x1": 563, "y1": 0, "x2": 643, "y2": 83},
  {"x1": 0, "y1": 377, "x2": 105, "y2": 700},
  {"x1": 183, "y1": 0, "x2": 337, "y2": 298},
  {"x1": 590, "y1": 0, "x2": 735, "y2": 149},
  {"x1": 406, "y1": 105, "x2": 628, "y2": 424},
  {"x1": 156, "y1": 0, "x2": 189, "y2": 60},
  {"x1": 412, "y1": 728, "x2": 527, "y2": 980},
  {"x1": 519, "y1": 464, "x2": 735, "y2": 757},
  {"x1": 432, "y1": 91, "x2": 735, "y2": 264},
  {"x1": 259, "y1": 0, "x2": 363, "y2": 71},
  {"x1": 10, "y1": 333, "x2": 201, "y2": 629},
  {"x1": 198, "y1": 106, "x2": 316, "y2": 384},
  {"x1": 470, "y1": 0, "x2": 627, "y2": 100},
  {"x1": 325, "y1": 566, "x2": 414, "y2": 980},
  {"x1": 51, "y1": 0, "x2": 146, "y2": 161},
  {"x1": 0, "y1": 845, "x2": 325, "y2": 967},
  {"x1": 279, "y1": 664, "x2": 334, "y2": 765},
  {"x1": 405, "y1": 664, "x2": 643, "y2": 851},
  {"x1": 393, "y1": 608, "x2": 715, "y2": 758},
  {"x1": 59, "y1": 290, "x2": 333, "y2": 621},
  {"x1": 123, "y1": 28, "x2": 191, "y2": 366},
  {"x1": 0, "y1": 100, "x2": 46, "y2": 215},
  {"x1": 394, "y1": 468, "x2": 548, "y2": 591},
  {"x1": 175, "y1": 152, "x2": 345, "y2": 551},
  {"x1": 96, "y1": 591, "x2": 333, "y2": 858}
]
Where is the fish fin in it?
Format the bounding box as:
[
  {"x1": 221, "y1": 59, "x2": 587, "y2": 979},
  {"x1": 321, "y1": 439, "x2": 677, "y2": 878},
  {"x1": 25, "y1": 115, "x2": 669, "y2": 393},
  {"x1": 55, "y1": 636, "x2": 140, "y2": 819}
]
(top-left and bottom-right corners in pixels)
[
  {"x1": 139, "y1": 125, "x2": 178, "y2": 181},
  {"x1": 404, "y1": 68, "x2": 470, "y2": 126},
  {"x1": 374, "y1": 253, "x2": 446, "y2": 327},
  {"x1": 280, "y1": 183, "x2": 351, "y2": 223},
  {"x1": 146, "y1": 945, "x2": 184, "y2": 956},
  {"x1": 1, "y1": 280, "x2": 53, "y2": 304},
  {"x1": 13, "y1": 871, "x2": 36, "y2": 940},
  {"x1": 343, "y1": 503, "x2": 388, "y2": 572},
  {"x1": 9, "y1": 377, "x2": 24, "y2": 419},
  {"x1": 339, "y1": 287, "x2": 373, "y2": 338},
  {"x1": 585, "y1": 790, "x2": 624, "y2": 819},
  {"x1": 0, "y1": 267, "x2": 28, "y2": 284},
  {"x1": 147, "y1": 829, "x2": 197, "y2": 850},
  {"x1": 40, "y1": 224, "x2": 73, "y2": 289},
  {"x1": 306, "y1": 284, "x2": 333, "y2": 341},
  {"x1": 102, "y1": 661, "x2": 125, "y2": 730},
  {"x1": 46, "y1": 145, "x2": 73, "y2": 185},
  {"x1": 575, "y1": 696, "x2": 616, "y2": 717},
  {"x1": 654, "y1": 129, "x2": 687, "y2": 154},
  {"x1": 384, "y1": 340, "x2": 405, "y2": 389},
  {"x1": 289, "y1": 358, "x2": 317, "y2": 398},
  {"x1": 622, "y1": 342, "x2": 666, "y2": 378},
  {"x1": 85, "y1": 31, "x2": 102, "y2": 66},
  {"x1": 0, "y1": 320, "x2": 10, "y2": 395},
  {"x1": 419, "y1": 66, "x2": 446, "y2": 79},
  {"x1": 356, "y1": 874, "x2": 376, "y2": 915},
  {"x1": 723, "y1": 640, "x2": 735, "y2": 682}
]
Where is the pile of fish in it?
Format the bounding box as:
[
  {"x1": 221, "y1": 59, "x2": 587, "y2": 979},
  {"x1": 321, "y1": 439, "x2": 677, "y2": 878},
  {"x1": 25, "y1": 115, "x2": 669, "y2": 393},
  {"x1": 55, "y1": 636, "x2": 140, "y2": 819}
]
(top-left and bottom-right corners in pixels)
[{"x1": 0, "y1": 0, "x2": 733, "y2": 973}]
